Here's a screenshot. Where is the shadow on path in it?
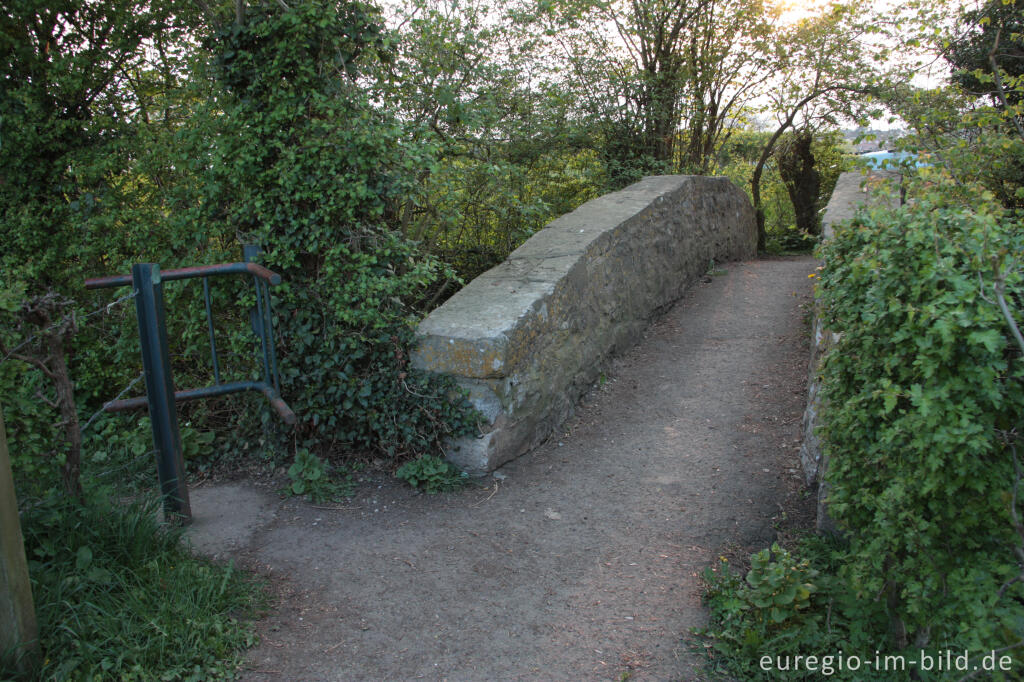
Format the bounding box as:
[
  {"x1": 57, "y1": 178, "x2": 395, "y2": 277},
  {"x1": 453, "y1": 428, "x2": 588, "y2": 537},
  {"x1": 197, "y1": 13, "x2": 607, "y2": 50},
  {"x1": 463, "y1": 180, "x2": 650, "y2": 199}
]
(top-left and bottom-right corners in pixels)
[{"x1": 188, "y1": 255, "x2": 818, "y2": 682}]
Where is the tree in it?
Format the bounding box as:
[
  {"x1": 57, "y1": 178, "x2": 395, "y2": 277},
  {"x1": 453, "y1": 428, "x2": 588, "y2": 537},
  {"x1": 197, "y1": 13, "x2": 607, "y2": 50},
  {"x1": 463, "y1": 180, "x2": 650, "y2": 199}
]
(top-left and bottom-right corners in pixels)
[
  {"x1": 677, "y1": 0, "x2": 777, "y2": 173},
  {"x1": 0, "y1": 0, "x2": 187, "y2": 290},
  {"x1": 540, "y1": 0, "x2": 778, "y2": 181},
  {"x1": 377, "y1": 0, "x2": 607, "y2": 280},
  {"x1": 774, "y1": 128, "x2": 821, "y2": 236},
  {"x1": 946, "y1": 0, "x2": 1024, "y2": 106},
  {"x1": 890, "y1": 0, "x2": 1024, "y2": 209},
  {"x1": 748, "y1": 1, "x2": 884, "y2": 250},
  {"x1": 0, "y1": 0, "x2": 195, "y2": 497}
]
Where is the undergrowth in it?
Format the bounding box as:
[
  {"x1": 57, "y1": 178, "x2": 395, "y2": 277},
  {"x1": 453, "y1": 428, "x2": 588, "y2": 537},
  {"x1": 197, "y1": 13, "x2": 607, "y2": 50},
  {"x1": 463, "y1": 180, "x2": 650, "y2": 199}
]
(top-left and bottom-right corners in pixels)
[
  {"x1": 283, "y1": 449, "x2": 355, "y2": 503},
  {"x1": 395, "y1": 455, "x2": 468, "y2": 493},
  {"x1": 697, "y1": 536, "x2": 891, "y2": 680},
  {"x1": 1, "y1": 490, "x2": 266, "y2": 681}
]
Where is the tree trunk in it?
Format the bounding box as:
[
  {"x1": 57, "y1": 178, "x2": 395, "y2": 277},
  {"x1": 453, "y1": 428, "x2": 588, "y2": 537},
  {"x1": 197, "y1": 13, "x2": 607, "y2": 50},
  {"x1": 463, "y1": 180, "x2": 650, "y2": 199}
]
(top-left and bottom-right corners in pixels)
[
  {"x1": 49, "y1": 331, "x2": 83, "y2": 501},
  {"x1": 776, "y1": 129, "x2": 822, "y2": 236},
  {"x1": 751, "y1": 147, "x2": 772, "y2": 252}
]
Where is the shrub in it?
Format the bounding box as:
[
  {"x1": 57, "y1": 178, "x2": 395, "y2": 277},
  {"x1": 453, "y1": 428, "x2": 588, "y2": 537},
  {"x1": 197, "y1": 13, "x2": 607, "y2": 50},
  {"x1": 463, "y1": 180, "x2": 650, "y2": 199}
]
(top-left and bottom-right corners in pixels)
[
  {"x1": 817, "y1": 197, "x2": 1024, "y2": 654},
  {"x1": 187, "y1": 1, "x2": 481, "y2": 463},
  {"x1": 698, "y1": 196, "x2": 1024, "y2": 677}
]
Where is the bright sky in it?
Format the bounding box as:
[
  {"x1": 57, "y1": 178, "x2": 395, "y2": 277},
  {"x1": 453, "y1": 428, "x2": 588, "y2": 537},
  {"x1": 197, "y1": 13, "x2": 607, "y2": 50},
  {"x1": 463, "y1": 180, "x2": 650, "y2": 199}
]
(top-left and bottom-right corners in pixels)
[
  {"x1": 778, "y1": 0, "x2": 911, "y2": 23},
  {"x1": 778, "y1": 0, "x2": 833, "y2": 23}
]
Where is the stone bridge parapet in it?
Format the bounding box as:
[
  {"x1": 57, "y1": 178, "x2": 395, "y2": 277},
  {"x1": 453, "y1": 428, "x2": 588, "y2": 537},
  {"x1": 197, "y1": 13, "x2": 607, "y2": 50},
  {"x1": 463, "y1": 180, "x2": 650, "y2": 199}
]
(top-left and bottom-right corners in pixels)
[{"x1": 412, "y1": 175, "x2": 756, "y2": 474}]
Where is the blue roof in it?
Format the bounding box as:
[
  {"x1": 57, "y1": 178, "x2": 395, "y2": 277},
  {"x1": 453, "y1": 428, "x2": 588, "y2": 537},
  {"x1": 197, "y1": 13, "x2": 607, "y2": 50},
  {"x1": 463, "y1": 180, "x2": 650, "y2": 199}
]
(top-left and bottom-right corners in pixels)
[{"x1": 860, "y1": 151, "x2": 927, "y2": 168}]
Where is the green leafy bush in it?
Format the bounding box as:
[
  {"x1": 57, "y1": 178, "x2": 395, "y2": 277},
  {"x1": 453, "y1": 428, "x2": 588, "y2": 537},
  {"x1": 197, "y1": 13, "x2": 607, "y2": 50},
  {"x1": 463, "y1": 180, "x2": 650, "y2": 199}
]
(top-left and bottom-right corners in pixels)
[
  {"x1": 188, "y1": 2, "x2": 480, "y2": 462},
  {"x1": 395, "y1": 455, "x2": 468, "y2": 493},
  {"x1": 700, "y1": 196, "x2": 1024, "y2": 677},
  {"x1": 817, "y1": 198, "x2": 1024, "y2": 653}
]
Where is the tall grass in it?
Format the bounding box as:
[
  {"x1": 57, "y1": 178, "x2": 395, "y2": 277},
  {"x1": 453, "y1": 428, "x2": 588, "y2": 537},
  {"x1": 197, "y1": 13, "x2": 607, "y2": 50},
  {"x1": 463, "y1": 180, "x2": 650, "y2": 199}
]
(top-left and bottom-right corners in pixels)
[{"x1": 2, "y1": 491, "x2": 265, "y2": 681}]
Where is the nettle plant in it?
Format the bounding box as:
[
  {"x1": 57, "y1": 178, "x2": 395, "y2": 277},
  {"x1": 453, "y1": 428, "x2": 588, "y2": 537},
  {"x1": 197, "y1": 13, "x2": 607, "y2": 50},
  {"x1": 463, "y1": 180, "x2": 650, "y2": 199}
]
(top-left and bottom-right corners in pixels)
[{"x1": 817, "y1": 197, "x2": 1024, "y2": 654}]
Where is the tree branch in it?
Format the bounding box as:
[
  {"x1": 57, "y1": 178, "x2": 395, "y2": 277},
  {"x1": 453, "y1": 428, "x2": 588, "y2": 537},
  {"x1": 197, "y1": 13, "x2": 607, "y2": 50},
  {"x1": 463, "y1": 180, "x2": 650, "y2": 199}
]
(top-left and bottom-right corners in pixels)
[{"x1": 987, "y1": 26, "x2": 1024, "y2": 141}]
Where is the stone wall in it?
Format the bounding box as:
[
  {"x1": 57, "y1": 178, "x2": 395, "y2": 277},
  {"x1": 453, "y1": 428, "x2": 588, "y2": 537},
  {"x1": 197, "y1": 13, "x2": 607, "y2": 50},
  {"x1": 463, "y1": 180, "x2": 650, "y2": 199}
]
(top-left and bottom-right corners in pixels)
[
  {"x1": 798, "y1": 170, "x2": 902, "y2": 532},
  {"x1": 411, "y1": 175, "x2": 756, "y2": 474}
]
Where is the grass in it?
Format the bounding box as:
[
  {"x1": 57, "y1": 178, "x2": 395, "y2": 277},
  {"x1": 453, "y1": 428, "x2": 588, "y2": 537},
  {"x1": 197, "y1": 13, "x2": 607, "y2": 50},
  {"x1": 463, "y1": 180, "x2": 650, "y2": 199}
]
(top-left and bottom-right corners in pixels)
[{"x1": 2, "y1": 489, "x2": 266, "y2": 681}]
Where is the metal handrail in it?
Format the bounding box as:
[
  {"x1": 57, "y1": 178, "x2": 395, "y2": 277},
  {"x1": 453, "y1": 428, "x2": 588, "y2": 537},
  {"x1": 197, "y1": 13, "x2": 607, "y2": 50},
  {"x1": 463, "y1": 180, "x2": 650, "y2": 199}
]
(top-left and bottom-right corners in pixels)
[
  {"x1": 85, "y1": 261, "x2": 281, "y2": 289},
  {"x1": 85, "y1": 250, "x2": 294, "y2": 523}
]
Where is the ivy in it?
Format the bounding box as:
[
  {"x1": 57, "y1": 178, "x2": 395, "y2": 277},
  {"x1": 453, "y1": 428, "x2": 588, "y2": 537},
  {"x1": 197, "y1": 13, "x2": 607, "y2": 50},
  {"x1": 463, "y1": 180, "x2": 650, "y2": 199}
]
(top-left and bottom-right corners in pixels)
[{"x1": 188, "y1": 1, "x2": 480, "y2": 462}]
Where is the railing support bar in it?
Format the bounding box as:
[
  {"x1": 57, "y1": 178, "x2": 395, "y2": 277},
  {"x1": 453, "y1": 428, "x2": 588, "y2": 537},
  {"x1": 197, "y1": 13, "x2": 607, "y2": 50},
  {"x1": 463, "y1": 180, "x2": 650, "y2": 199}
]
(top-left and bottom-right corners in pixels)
[
  {"x1": 202, "y1": 277, "x2": 221, "y2": 385},
  {"x1": 263, "y1": 280, "x2": 281, "y2": 394},
  {"x1": 133, "y1": 264, "x2": 191, "y2": 524},
  {"x1": 244, "y1": 245, "x2": 278, "y2": 392}
]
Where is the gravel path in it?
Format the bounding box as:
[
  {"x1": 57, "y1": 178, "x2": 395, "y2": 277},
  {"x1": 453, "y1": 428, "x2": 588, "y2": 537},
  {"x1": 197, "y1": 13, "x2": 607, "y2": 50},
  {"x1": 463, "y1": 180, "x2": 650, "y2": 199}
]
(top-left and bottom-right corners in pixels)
[{"x1": 187, "y1": 255, "x2": 818, "y2": 681}]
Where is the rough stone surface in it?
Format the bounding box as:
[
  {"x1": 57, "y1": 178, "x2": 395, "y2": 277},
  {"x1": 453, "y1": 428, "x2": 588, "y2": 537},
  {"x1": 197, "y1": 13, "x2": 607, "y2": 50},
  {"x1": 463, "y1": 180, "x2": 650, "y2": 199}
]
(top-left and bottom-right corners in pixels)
[
  {"x1": 798, "y1": 170, "x2": 902, "y2": 533},
  {"x1": 412, "y1": 175, "x2": 756, "y2": 473}
]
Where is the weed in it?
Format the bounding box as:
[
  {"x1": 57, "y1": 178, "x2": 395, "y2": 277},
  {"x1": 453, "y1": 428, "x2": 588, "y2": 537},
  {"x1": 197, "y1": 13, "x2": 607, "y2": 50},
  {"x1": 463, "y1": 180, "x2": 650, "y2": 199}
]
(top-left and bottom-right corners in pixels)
[
  {"x1": 695, "y1": 537, "x2": 889, "y2": 680},
  {"x1": 705, "y1": 258, "x2": 728, "y2": 276},
  {"x1": 283, "y1": 449, "x2": 353, "y2": 503},
  {"x1": 395, "y1": 455, "x2": 468, "y2": 493}
]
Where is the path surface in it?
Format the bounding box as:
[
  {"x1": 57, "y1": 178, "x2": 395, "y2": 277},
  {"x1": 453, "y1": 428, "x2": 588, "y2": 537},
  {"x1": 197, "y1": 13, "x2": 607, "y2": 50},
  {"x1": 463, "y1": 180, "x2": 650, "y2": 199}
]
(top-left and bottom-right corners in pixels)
[{"x1": 187, "y1": 256, "x2": 818, "y2": 681}]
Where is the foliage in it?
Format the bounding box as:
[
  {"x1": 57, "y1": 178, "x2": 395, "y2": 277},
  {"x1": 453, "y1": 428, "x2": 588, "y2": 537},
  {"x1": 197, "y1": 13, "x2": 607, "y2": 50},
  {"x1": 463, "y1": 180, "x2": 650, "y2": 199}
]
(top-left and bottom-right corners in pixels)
[
  {"x1": 0, "y1": 491, "x2": 265, "y2": 680},
  {"x1": 176, "y1": 1, "x2": 482, "y2": 461},
  {"x1": 384, "y1": 0, "x2": 606, "y2": 279},
  {"x1": 532, "y1": 0, "x2": 780, "y2": 181},
  {"x1": 700, "y1": 543, "x2": 828, "y2": 680},
  {"x1": 946, "y1": 0, "x2": 1024, "y2": 105},
  {"x1": 284, "y1": 449, "x2": 353, "y2": 503},
  {"x1": 892, "y1": 0, "x2": 1024, "y2": 210},
  {"x1": 817, "y1": 197, "x2": 1024, "y2": 653},
  {"x1": 717, "y1": 129, "x2": 849, "y2": 253},
  {"x1": 747, "y1": 0, "x2": 888, "y2": 249},
  {"x1": 395, "y1": 454, "x2": 468, "y2": 493},
  {"x1": 0, "y1": 0, "x2": 189, "y2": 293},
  {"x1": 0, "y1": 0, "x2": 196, "y2": 497},
  {"x1": 698, "y1": 536, "x2": 891, "y2": 680}
]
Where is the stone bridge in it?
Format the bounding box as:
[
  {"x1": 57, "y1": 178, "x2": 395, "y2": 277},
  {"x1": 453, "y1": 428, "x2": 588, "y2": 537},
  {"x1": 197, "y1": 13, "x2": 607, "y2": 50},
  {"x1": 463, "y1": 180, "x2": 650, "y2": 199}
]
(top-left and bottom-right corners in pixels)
[{"x1": 411, "y1": 175, "x2": 757, "y2": 474}]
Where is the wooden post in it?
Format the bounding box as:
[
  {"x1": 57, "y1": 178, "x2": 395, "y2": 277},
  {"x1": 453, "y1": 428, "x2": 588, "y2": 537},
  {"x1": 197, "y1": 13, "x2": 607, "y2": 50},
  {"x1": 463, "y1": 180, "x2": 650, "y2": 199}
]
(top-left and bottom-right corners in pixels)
[{"x1": 0, "y1": 404, "x2": 37, "y2": 669}]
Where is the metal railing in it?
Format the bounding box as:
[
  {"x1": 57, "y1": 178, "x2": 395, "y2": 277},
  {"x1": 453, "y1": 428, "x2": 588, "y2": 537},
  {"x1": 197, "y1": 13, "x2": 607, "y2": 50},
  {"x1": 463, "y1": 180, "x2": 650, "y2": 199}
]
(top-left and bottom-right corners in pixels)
[{"x1": 85, "y1": 246, "x2": 295, "y2": 523}]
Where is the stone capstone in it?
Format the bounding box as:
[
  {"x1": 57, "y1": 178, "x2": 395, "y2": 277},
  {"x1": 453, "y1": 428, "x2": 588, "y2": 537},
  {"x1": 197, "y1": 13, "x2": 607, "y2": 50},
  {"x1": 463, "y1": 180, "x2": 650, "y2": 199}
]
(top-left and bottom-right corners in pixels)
[{"x1": 412, "y1": 175, "x2": 757, "y2": 474}]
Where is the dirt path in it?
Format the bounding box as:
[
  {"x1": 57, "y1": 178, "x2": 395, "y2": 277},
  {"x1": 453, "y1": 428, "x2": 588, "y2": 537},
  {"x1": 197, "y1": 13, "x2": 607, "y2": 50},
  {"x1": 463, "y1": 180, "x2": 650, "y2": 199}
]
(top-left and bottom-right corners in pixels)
[{"x1": 187, "y1": 256, "x2": 818, "y2": 682}]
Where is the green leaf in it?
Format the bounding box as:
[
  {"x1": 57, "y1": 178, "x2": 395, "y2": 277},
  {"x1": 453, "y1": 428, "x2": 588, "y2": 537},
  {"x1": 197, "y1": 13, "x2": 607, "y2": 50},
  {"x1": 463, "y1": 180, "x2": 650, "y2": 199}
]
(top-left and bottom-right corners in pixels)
[{"x1": 76, "y1": 546, "x2": 93, "y2": 571}]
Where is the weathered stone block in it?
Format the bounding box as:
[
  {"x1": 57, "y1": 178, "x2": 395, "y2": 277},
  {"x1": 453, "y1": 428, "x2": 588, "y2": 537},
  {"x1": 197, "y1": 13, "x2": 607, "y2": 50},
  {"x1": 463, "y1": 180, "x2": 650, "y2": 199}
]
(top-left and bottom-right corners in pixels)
[{"x1": 412, "y1": 175, "x2": 756, "y2": 474}]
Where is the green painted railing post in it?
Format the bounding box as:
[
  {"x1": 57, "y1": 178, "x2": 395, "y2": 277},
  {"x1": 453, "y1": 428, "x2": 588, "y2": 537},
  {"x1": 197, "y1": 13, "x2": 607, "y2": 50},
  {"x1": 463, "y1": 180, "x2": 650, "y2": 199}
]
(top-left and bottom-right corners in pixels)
[
  {"x1": 0, "y1": 404, "x2": 38, "y2": 670},
  {"x1": 133, "y1": 264, "x2": 192, "y2": 523}
]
